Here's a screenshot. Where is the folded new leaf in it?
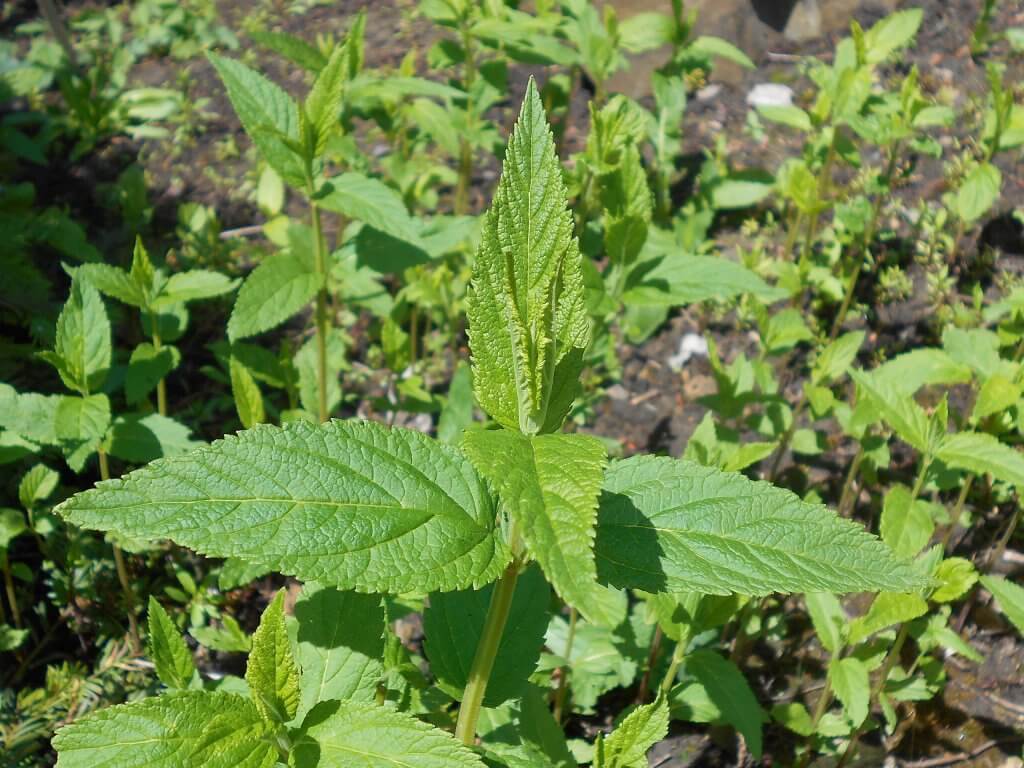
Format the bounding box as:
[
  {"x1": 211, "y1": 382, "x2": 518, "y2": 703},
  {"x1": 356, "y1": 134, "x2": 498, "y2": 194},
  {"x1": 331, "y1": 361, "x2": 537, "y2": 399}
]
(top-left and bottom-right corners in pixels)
[
  {"x1": 56, "y1": 420, "x2": 510, "y2": 593},
  {"x1": 466, "y1": 78, "x2": 589, "y2": 435},
  {"x1": 595, "y1": 455, "x2": 924, "y2": 596}
]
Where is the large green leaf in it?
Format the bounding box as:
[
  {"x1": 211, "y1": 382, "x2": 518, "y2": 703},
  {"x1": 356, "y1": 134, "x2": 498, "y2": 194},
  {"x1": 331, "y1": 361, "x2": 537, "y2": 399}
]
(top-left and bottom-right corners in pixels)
[
  {"x1": 52, "y1": 692, "x2": 277, "y2": 768},
  {"x1": 208, "y1": 53, "x2": 305, "y2": 187},
  {"x1": 935, "y1": 431, "x2": 1024, "y2": 488},
  {"x1": 462, "y1": 429, "x2": 620, "y2": 626},
  {"x1": 424, "y1": 563, "x2": 550, "y2": 706},
  {"x1": 955, "y1": 162, "x2": 1001, "y2": 223},
  {"x1": 105, "y1": 413, "x2": 202, "y2": 464},
  {"x1": 316, "y1": 173, "x2": 424, "y2": 246},
  {"x1": 466, "y1": 79, "x2": 589, "y2": 435},
  {"x1": 157, "y1": 270, "x2": 238, "y2": 307},
  {"x1": 594, "y1": 456, "x2": 923, "y2": 596},
  {"x1": 291, "y1": 699, "x2": 485, "y2": 768},
  {"x1": 292, "y1": 584, "x2": 385, "y2": 719},
  {"x1": 879, "y1": 485, "x2": 934, "y2": 559},
  {"x1": 304, "y1": 42, "x2": 348, "y2": 155},
  {"x1": 228, "y1": 251, "x2": 323, "y2": 341},
  {"x1": 57, "y1": 420, "x2": 509, "y2": 593}
]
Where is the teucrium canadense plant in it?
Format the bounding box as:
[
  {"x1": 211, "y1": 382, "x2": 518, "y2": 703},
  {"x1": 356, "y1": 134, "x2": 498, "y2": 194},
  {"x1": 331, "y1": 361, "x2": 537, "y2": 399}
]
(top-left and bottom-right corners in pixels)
[{"x1": 51, "y1": 80, "x2": 923, "y2": 766}]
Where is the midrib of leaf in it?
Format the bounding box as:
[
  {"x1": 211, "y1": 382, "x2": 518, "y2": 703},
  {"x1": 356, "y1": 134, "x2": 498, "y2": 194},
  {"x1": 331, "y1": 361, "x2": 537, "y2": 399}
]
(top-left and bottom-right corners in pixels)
[{"x1": 320, "y1": 744, "x2": 417, "y2": 768}]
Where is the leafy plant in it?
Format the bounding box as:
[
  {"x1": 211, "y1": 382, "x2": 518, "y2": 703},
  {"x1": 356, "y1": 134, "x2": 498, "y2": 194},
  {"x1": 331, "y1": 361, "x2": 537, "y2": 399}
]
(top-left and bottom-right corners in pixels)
[{"x1": 49, "y1": 81, "x2": 921, "y2": 767}]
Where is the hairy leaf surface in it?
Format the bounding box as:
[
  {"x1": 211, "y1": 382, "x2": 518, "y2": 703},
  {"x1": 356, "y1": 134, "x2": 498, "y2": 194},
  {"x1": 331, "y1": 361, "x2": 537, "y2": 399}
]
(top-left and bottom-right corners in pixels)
[
  {"x1": 291, "y1": 699, "x2": 485, "y2": 768},
  {"x1": 462, "y1": 429, "x2": 619, "y2": 625},
  {"x1": 147, "y1": 597, "x2": 196, "y2": 690},
  {"x1": 466, "y1": 79, "x2": 589, "y2": 434},
  {"x1": 57, "y1": 420, "x2": 509, "y2": 593},
  {"x1": 595, "y1": 456, "x2": 923, "y2": 596},
  {"x1": 246, "y1": 590, "x2": 300, "y2": 723},
  {"x1": 52, "y1": 692, "x2": 276, "y2": 768}
]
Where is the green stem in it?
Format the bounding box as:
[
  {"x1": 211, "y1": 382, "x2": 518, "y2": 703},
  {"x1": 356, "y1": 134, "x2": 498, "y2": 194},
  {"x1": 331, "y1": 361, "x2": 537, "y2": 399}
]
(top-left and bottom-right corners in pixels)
[
  {"x1": 552, "y1": 606, "x2": 577, "y2": 723},
  {"x1": 941, "y1": 474, "x2": 974, "y2": 551},
  {"x1": 837, "y1": 623, "x2": 909, "y2": 768},
  {"x1": 837, "y1": 442, "x2": 866, "y2": 517},
  {"x1": 454, "y1": 21, "x2": 476, "y2": 215},
  {"x1": 99, "y1": 448, "x2": 141, "y2": 653},
  {"x1": 308, "y1": 184, "x2": 330, "y2": 424},
  {"x1": 768, "y1": 390, "x2": 808, "y2": 482},
  {"x1": 2, "y1": 554, "x2": 20, "y2": 628},
  {"x1": 909, "y1": 456, "x2": 931, "y2": 505},
  {"x1": 150, "y1": 318, "x2": 167, "y2": 416},
  {"x1": 659, "y1": 631, "x2": 688, "y2": 695},
  {"x1": 455, "y1": 559, "x2": 521, "y2": 745}
]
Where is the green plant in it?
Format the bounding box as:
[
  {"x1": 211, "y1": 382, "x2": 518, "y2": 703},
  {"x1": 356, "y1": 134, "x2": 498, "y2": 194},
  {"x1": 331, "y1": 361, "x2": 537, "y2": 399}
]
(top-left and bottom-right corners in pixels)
[{"x1": 48, "y1": 81, "x2": 921, "y2": 767}]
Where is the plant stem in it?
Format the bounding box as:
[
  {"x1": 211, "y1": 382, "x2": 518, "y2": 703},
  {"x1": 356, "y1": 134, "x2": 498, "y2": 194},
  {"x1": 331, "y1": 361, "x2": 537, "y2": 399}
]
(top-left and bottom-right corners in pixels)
[
  {"x1": 2, "y1": 554, "x2": 20, "y2": 628},
  {"x1": 837, "y1": 622, "x2": 910, "y2": 768},
  {"x1": 37, "y1": 0, "x2": 80, "y2": 73},
  {"x1": 308, "y1": 185, "x2": 330, "y2": 424},
  {"x1": 768, "y1": 390, "x2": 808, "y2": 482},
  {"x1": 454, "y1": 21, "x2": 476, "y2": 215},
  {"x1": 909, "y1": 456, "x2": 931, "y2": 505},
  {"x1": 837, "y1": 442, "x2": 866, "y2": 517},
  {"x1": 659, "y1": 631, "x2": 689, "y2": 695},
  {"x1": 941, "y1": 474, "x2": 974, "y2": 551},
  {"x1": 552, "y1": 606, "x2": 577, "y2": 723},
  {"x1": 150, "y1": 317, "x2": 167, "y2": 416},
  {"x1": 99, "y1": 448, "x2": 141, "y2": 653},
  {"x1": 636, "y1": 625, "x2": 664, "y2": 705},
  {"x1": 455, "y1": 559, "x2": 521, "y2": 745}
]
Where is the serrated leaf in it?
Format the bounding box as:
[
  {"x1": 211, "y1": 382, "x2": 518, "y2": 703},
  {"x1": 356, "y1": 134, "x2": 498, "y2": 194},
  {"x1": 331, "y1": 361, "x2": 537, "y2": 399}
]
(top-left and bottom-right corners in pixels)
[
  {"x1": 831, "y1": 657, "x2": 869, "y2": 726},
  {"x1": 246, "y1": 590, "x2": 300, "y2": 723},
  {"x1": 424, "y1": 562, "x2": 550, "y2": 707},
  {"x1": 873, "y1": 348, "x2": 972, "y2": 395},
  {"x1": 305, "y1": 42, "x2": 348, "y2": 155},
  {"x1": 863, "y1": 9, "x2": 923, "y2": 63},
  {"x1": 126, "y1": 343, "x2": 180, "y2": 404},
  {"x1": 597, "y1": 694, "x2": 669, "y2": 768},
  {"x1": 316, "y1": 173, "x2": 423, "y2": 246},
  {"x1": 230, "y1": 355, "x2": 265, "y2": 428},
  {"x1": 105, "y1": 413, "x2": 202, "y2": 464},
  {"x1": 461, "y1": 429, "x2": 619, "y2": 626},
  {"x1": 249, "y1": 29, "x2": 327, "y2": 72},
  {"x1": 292, "y1": 584, "x2": 385, "y2": 719},
  {"x1": 57, "y1": 420, "x2": 509, "y2": 593},
  {"x1": 52, "y1": 691, "x2": 276, "y2": 768},
  {"x1": 850, "y1": 369, "x2": 930, "y2": 452},
  {"x1": 76, "y1": 263, "x2": 146, "y2": 308},
  {"x1": 812, "y1": 331, "x2": 865, "y2": 385},
  {"x1": 0, "y1": 624, "x2": 28, "y2": 651},
  {"x1": 228, "y1": 251, "x2": 322, "y2": 341},
  {"x1": 52, "y1": 277, "x2": 111, "y2": 394},
  {"x1": 956, "y1": 163, "x2": 1001, "y2": 223},
  {"x1": 0, "y1": 508, "x2": 27, "y2": 550},
  {"x1": 291, "y1": 699, "x2": 486, "y2": 768},
  {"x1": 156, "y1": 270, "x2": 237, "y2": 307},
  {"x1": 932, "y1": 557, "x2": 976, "y2": 603},
  {"x1": 466, "y1": 79, "x2": 589, "y2": 435},
  {"x1": 805, "y1": 592, "x2": 845, "y2": 654},
  {"x1": 595, "y1": 455, "x2": 923, "y2": 596},
  {"x1": 208, "y1": 53, "x2": 305, "y2": 187},
  {"x1": 18, "y1": 463, "x2": 59, "y2": 509},
  {"x1": 935, "y1": 431, "x2": 1024, "y2": 489},
  {"x1": 55, "y1": 394, "x2": 111, "y2": 446},
  {"x1": 147, "y1": 596, "x2": 196, "y2": 689},
  {"x1": 981, "y1": 575, "x2": 1024, "y2": 634},
  {"x1": 880, "y1": 485, "x2": 934, "y2": 559},
  {"x1": 848, "y1": 592, "x2": 928, "y2": 645}
]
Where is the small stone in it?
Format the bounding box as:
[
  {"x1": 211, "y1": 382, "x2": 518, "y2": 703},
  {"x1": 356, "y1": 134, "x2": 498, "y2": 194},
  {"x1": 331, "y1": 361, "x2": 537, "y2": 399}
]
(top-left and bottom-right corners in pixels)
[
  {"x1": 668, "y1": 333, "x2": 709, "y2": 371},
  {"x1": 746, "y1": 83, "x2": 794, "y2": 108},
  {"x1": 696, "y1": 84, "x2": 722, "y2": 102}
]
